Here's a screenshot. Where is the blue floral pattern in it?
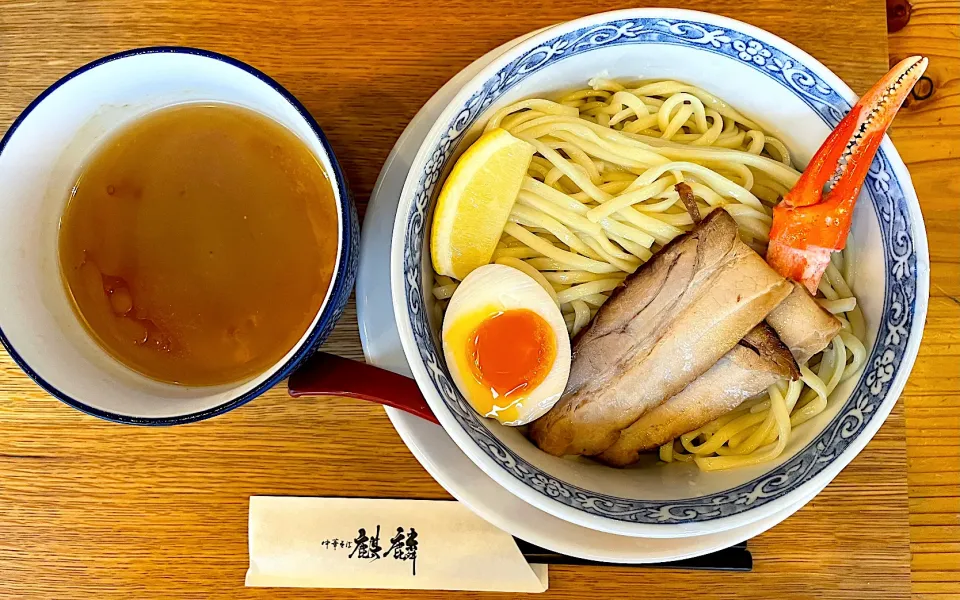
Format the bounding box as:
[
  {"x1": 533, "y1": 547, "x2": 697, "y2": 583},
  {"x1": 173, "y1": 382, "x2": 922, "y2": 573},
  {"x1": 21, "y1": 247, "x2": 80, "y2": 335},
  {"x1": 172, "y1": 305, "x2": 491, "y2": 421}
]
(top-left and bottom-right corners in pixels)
[
  {"x1": 733, "y1": 39, "x2": 772, "y2": 65},
  {"x1": 401, "y1": 18, "x2": 919, "y2": 524}
]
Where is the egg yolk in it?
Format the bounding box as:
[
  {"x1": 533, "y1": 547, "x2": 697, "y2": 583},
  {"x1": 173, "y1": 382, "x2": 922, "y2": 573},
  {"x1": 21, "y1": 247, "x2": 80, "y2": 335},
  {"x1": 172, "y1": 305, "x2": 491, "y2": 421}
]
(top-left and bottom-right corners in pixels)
[{"x1": 466, "y1": 309, "x2": 556, "y2": 401}]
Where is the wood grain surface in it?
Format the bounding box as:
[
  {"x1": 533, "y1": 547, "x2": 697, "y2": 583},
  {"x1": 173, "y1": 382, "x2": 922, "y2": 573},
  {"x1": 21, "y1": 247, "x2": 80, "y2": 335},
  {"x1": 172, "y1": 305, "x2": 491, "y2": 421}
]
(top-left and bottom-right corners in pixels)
[
  {"x1": 887, "y1": 1, "x2": 960, "y2": 597},
  {"x1": 0, "y1": 0, "x2": 950, "y2": 598}
]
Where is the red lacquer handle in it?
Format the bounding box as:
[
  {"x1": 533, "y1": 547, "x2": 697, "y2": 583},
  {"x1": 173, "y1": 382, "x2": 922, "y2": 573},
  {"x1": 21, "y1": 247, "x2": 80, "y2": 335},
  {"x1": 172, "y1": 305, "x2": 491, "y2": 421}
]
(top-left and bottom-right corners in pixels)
[{"x1": 288, "y1": 352, "x2": 440, "y2": 425}]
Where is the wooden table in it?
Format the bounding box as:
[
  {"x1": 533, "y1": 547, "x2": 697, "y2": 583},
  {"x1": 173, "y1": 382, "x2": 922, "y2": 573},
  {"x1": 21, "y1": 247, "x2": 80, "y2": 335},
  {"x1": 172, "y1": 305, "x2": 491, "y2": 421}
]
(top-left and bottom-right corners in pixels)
[
  {"x1": 0, "y1": 1, "x2": 955, "y2": 598},
  {"x1": 887, "y1": 1, "x2": 960, "y2": 596}
]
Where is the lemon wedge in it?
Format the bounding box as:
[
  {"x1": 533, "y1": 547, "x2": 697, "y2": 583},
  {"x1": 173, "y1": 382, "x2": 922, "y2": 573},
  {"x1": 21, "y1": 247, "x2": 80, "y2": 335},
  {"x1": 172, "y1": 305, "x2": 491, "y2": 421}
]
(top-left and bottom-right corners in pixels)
[{"x1": 430, "y1": 128, "x2": 535, "y2": 280}]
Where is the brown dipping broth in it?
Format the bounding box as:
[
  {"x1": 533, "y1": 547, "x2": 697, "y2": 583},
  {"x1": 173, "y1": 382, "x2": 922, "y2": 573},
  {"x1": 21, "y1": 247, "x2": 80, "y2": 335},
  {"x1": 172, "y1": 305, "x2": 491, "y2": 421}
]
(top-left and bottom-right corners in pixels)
[{"x1": 58, "y1": 103, "x2": 339, "y2": 386}]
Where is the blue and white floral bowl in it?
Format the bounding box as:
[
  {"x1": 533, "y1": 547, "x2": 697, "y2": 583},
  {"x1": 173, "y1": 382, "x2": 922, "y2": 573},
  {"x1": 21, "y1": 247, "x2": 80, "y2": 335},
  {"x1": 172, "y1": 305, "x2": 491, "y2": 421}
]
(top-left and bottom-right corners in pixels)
[{"x1": 391, "y1": 9, "x2": 927, "y2": 538}]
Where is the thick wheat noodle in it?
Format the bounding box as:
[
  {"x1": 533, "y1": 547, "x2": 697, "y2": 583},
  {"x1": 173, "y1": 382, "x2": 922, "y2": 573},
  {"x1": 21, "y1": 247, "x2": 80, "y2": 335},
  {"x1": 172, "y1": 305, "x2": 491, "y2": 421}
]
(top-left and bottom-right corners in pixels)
[
  {"x1": 763, "y1": 136, "x2": 792, "y2": 165},
  {"x1": 544, "y1": 139, "x2": 603, "y2": 183},
  {"x1": 548, "y1": 131, "x2": 658, "y2": 173},
  {"x1": 583, "y1": 236, "x2": 640, "y2": 272},
  {"x1": 693, "y1": 109, "x2": 725, "y2": 146},
  {"x1": 542, "y1": 270, "x2": 626, "y2": 284},
  {"x1": 502, "y1": 223, "x2": 618, "y2": 274},
  {"x1": 633, "y1": 194, "x2": 686, "y2": 213},
  {"x1": 580, "y1": 293, "x2": 610, "y2": 307},
  {"x1": 483, "y1": 99, "x2": 578, "y2": 132},
  {"x1": 586, "y1": 178, "x2": 675, "y2": 221},
  {"x1": 750, "y1": 182, "x2": 783, "y2": 203},
  {"x1": 512, "y1": 117, "x2": 674, "y2": 165},
  {"x1": 528, "y1": 140, "x2": 613, "y2": 203},
  {"x1": 508, "y1": 204, "x2": 600, "y2": 259},
  {"x1": 606, "y1": 231, "x2": 653, "y2": 261},
  {"x1": 621, "y1": 80, "x2": 763, "y2": 129},
  {"x1": 523, "y1": 180, "x2": 658, "y2": 248},
  {"x1": 745, "y1": 130, "x2": 766, "y2": 155},
  {"x1": 492, "y1": 246, "x2": 541, "y2": 260},
  {"x1": 555, "y1": 278, "x2": 622, "y2": 305},
  {"x1": 818, "y1": 297, "x2": 858, "y2": 314},
  {"x1": 693, "y1": 381, "x2": 793, "y2": 471},
  {"x1": 724, "y1": 162, "x2": 756, "y2": 191},
  {"x1": 755, "y1": 173, "x2": 791, "y2": 198},
  {"x1": 431, "y1": 80, "x2": 866, "y2": 471},
  {"x1": 570, "y1": 300, "x2": 592, "y2": 337},
  {"x1": 623, "y1": 136, "x2": 799, "y2": 184},
  {"x1": 720, "y1": 380, "x2": 803, "y2": 456},
  {"x1": 605, "y1": 91, "x2": 653, "y2": 122},
  {"x1": 432, "y1": 283, "x2": 458, "y2": 300},
  {"x1": 661, "y1": 102, "x2": 696, "y2": 139},
  {"x1": 500, "y1": 110, "x2": 552, "y2": 132},
  {"x1": 516, "y1": 191, "x2": 602, "y2": 235},
  {"x1": 525, "y1": 257, "x2": 572, "y2": 271}
]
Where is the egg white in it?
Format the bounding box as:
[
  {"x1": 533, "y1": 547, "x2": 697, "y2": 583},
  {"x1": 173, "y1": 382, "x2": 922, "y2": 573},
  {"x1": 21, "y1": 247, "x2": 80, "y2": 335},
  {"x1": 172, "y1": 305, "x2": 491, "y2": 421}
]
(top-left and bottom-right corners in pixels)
[{"x1": 441, "y1": 264, "x2": 571, "y2": 426}]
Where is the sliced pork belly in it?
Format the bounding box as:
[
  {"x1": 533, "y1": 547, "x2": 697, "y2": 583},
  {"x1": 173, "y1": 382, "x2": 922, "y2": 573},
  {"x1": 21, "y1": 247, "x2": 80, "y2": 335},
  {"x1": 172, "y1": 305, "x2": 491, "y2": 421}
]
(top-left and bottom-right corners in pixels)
[
  {"x1": 529, "y1": 209, "x2": 793, "y2": 457},
  {"x1": 596, "y1": 323, "x2": 799, "y2": 467},
  {"x1": 739, "y1": 321, "x2": 801, "y2": 381},
  {"x1": 765, "y1": 281, "x2": 842, "y2": 364}
]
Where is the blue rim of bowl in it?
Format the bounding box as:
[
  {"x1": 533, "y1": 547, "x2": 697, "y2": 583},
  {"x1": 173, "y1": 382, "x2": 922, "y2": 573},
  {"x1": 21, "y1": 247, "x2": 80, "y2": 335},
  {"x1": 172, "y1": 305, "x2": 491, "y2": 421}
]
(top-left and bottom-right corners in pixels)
[
  {"x1": 401, "y1": 15, "x2": 923, "y2": 524},
  {"x1": 0, "y1": 46, "x2": 356, "y2": 426}
]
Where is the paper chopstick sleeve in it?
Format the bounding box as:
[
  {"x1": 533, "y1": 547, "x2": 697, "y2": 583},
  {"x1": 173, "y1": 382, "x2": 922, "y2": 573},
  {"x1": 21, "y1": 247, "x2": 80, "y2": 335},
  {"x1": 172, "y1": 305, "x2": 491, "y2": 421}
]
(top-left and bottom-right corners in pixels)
[{"x1": 245, "y1": 496, "x2": 548, "y2": 592}]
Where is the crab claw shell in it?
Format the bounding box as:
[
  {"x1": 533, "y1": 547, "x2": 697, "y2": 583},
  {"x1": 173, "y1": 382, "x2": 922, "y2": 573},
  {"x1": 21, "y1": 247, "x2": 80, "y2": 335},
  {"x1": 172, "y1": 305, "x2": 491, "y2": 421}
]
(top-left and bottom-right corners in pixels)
[{"x1": 767, "y1": 56, "x2": 928, "y2": 294}]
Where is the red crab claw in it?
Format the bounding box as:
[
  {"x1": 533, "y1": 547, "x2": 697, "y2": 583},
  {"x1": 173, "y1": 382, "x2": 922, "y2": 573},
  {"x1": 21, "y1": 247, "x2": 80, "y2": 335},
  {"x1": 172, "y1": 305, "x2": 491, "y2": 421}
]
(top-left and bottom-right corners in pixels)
[{"x1": 767, "y1": 56, "x2": 928, "y2": 294}]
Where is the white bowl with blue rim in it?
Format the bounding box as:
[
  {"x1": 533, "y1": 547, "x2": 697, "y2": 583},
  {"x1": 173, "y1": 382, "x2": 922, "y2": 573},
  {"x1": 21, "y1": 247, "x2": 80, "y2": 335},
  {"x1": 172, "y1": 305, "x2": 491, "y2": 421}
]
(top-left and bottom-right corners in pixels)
[
  {"x1": 391, "y1": 9, "x2": 927, "y2": 537},
  {"x1": 0, "y1": 47, "x2": 358, "y2": 425}
]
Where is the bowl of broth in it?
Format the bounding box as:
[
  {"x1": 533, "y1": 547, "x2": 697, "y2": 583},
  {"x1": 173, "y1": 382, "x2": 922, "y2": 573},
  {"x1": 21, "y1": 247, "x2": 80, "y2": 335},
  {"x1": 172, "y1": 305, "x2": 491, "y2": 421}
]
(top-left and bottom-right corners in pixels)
[{"x1": 0, "y1": 47, "x2": 357, "y2": 423}]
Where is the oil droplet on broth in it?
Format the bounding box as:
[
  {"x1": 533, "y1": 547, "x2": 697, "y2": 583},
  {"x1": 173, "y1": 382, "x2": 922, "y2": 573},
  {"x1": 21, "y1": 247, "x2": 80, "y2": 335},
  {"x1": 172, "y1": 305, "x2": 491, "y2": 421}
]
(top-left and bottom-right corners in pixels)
[{"x1": 108, "y1": 285, "x2": 133, "y2": 316}]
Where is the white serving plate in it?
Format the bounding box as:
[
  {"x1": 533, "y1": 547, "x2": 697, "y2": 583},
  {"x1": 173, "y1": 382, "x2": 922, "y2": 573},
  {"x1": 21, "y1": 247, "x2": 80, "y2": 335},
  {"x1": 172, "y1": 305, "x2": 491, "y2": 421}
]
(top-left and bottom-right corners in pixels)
[{"x1": 356, "y1": 30, "x2": 827, "y2": 563}]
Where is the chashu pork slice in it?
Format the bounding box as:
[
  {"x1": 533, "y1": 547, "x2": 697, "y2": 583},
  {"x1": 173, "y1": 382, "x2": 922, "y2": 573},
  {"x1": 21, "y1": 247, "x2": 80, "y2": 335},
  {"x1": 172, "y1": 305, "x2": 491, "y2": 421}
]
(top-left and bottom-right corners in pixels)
[
  {"x1": 765, "y1": 281, "x2": 842, "y2": 364},
  {"x1": 529, "y1": 209, "x2": 793, "y2": 457},
  {"x1": 596, "y1": 323, "x2": 799, "y2": 467}
]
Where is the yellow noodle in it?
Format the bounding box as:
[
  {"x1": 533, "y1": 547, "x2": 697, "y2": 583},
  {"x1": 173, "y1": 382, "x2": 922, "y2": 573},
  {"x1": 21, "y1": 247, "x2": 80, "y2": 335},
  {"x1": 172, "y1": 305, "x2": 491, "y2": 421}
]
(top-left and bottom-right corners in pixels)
[
  {"x1": 581, "y1": 293, "x2": 609, "y2": 307},
  {"x1": 483, "y1": 99, "x2": 578, "y2": 132},
  {"x1": 494, "y1": 256, "x2": 559, "y2": 306},
  {"x1": 585, "y1": 178, "x2": 675, "y2": 221},
  {"x1": 503, "y1": 223, "x2": 619, "y2": 273},
  {"x1": 509, "y1": 204, "x2": 600, "y2": 259},
  {"x1": 556, "y1": 279, "x2": 622, "y2": 305},
  {"x1": 432, "y1": 283, "x2": 458, "y2": 300},
  {"x1": 570, "y1": 299, "x2": 591, "y2": 337},
  {"x1": 492, "y1": 245, "x2": 542, "y2": 260},
  {"x1": 542, "y1": 270, "x2": 625, "y2": 284},
  {"x1": 525, "y1": 257, "x2": 571, "y2": 271},
  {"x1": 817, "y1": 297, "x2": 858, "y2": 314},
  {"x1": 516, "y1": 191, "x2": 602, "y2": 235}
]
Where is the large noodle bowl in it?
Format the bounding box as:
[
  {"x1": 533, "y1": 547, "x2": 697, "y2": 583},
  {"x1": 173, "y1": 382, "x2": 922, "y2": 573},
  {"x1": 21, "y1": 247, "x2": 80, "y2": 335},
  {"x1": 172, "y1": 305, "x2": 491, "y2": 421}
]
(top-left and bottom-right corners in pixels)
[{"x1": 431, "y1": 79, "x2": 867, "y2": 471}]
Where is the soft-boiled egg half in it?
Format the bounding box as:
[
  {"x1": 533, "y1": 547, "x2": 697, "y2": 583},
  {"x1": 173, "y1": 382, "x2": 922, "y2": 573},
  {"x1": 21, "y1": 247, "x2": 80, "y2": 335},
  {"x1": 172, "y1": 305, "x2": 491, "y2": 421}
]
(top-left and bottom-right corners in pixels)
[{"x1": 441, "y1": 264, "x2": 571, "y2": 426}]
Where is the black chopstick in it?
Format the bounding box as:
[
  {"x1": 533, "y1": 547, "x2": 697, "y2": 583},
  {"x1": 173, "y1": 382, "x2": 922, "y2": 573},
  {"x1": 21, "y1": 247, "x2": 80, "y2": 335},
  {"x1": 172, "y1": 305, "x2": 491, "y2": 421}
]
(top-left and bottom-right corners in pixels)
[{"x1": 514, "y1": 539, "x2": 753, "y2": 572}]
